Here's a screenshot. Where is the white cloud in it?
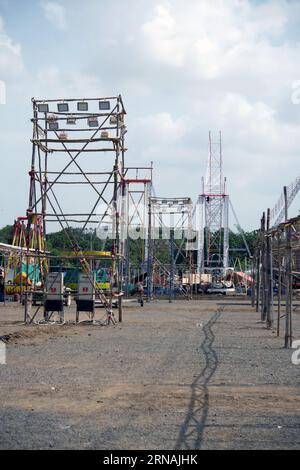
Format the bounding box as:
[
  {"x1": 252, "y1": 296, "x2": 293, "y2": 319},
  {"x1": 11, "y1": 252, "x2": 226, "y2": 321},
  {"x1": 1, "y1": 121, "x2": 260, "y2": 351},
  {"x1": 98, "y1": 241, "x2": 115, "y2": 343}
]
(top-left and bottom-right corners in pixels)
[
  {"x1": 41, "y1": 1, "x2": 67, "y2": 31},
  {"x1": 0, "y1": 16, "x2": 23, "y2": 80},
  {"x1": 1, "y1": 0, "x2": 300, "y2": 229},
  {"x1": 139, "y1": 0, "x2": 296, "y2": 90},
  {"x1": 142, "y1": 4, "x2": 185, "y2": 67},
  {"x1": 135, "y1": 112, "x2": 188, "y2": 140},
  {"x1": 133, "y1": 1, "x2": 300, "y2": 226},
  {"x1": 35, "y1": 65, "x2": 103, "y2": 98}
]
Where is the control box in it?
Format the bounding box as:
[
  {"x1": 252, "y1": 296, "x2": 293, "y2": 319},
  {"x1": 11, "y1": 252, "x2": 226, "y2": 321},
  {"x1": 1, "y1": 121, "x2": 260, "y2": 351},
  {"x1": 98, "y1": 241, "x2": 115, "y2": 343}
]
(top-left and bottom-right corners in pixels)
[{"x1": 77, "y1": 273, "x2": 95, "y2": 301}]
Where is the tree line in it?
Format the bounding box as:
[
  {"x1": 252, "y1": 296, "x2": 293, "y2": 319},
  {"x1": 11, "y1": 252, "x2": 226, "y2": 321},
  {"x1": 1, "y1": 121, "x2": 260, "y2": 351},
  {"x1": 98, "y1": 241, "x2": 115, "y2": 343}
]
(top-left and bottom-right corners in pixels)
[{"x1": 0, "y1": 224, "x2": 258, "y2": 266}]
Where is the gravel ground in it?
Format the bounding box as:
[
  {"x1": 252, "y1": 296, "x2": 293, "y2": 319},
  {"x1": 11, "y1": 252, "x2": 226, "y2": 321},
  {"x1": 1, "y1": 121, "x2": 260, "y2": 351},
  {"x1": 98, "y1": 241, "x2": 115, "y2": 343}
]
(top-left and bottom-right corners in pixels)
[{"x1": 0, "y1": 298, "x2": 299, "y2": 450}]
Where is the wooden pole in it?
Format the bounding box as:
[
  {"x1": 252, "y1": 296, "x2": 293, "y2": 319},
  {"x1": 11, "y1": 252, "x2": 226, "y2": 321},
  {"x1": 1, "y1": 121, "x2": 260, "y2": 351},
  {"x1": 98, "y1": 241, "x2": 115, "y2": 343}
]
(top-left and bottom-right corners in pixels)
[
  {"x1": 251, "y1": 252, "x2": 256, "y2": 307},
  {"x1": 284, "y1": 224, "x2": 292, "y2": 348},
  {"x1": 277, "y1": 233, "x2": 281, "y2": 336},
  {"x1": 266, "y1": 208, "x2": 273, "y2": 328},
  {"x1": 255, "y1": 248, "x2": 260, "y2": 313},
  {"x1": 260, "y1": 212, "x2": 266, "y2": 321},
  {"x1": 284, "y1": 186, "x2": 288, "y2": 222},
  {"x1": 256, "y1": 218, "x2": 263, "y2": 313},
  {"x1": 1, "y1": 255, "x2": 6, "y2": 306}
]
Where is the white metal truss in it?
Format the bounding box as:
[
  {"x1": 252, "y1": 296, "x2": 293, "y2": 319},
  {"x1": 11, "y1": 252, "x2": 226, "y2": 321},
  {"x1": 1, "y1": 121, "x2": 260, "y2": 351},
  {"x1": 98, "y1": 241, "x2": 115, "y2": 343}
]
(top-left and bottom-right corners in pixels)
[
  {"x1": 148, "y1": 197, "x2": 194, "y2": 300},
  {"x1": 197, "y1": 131, "x2": 229, "y2": 276},
  {"x1": 123, "y1": 171, "x2": 152, "y2": 257},
  {"x1": 122, "y1": 167, "x2": 152, "y2": 293},
  {"x1": 150, "y1": 197, "x2": 193, "y2": 244},
  {"x1": 271, "y1": 176, "x2": 300, "y2": 227}
]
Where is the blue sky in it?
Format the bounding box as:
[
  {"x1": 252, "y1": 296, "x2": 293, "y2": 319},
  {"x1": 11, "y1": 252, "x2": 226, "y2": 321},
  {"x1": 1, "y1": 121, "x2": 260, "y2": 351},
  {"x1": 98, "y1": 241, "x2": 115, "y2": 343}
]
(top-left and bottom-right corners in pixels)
[{"x1": 0, "y1": 0, "x2": 300, "y2": 230}]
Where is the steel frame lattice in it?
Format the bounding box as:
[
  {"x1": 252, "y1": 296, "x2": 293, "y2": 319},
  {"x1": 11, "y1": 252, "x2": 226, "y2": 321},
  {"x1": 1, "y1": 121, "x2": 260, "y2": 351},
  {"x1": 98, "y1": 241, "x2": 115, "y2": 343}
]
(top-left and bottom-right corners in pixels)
[
  {"x1": 122, "y1": 165, "x2": 153, "y2": 296},
  {"x1": 24, "y1": 95, "x2": 127, "y2": 324},
  {"x1": 147, "y1": 197, "x2": 194, "y2": 301},
  {"x1": 197, "y1": 131, "x2": 229, "y2": 277}
]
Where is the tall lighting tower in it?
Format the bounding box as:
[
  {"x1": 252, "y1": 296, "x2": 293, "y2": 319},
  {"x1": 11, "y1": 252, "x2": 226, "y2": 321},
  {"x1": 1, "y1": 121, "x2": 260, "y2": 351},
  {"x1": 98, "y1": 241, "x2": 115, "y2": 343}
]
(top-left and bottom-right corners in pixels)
[{"x1": 197, "y1": 131, "x2": 229, "y2": 277}]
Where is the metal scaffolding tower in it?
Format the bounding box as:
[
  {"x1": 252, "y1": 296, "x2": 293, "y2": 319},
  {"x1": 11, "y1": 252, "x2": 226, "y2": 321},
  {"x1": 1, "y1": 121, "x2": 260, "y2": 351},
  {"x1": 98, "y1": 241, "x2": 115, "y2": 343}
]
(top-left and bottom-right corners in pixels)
[
  {"x1": 197, "y1": 131, "x2": 229, "y2": 277},
  {"x1": 122, "y1": 165, "x2": 153, "y2": 296},
  {"x1": 147, "y1": 197, "x2": 194, "y2": 301},
  {"x1": 24, "y1": 95, "x2": 127, "y2": 324}
]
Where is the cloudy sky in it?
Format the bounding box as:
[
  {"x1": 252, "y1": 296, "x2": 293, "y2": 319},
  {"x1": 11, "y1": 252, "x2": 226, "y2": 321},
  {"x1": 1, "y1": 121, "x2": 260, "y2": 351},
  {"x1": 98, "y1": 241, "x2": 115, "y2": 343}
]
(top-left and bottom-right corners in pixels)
[{"x1": 0, "y1": 0, "x2": 300, "y2": 231}]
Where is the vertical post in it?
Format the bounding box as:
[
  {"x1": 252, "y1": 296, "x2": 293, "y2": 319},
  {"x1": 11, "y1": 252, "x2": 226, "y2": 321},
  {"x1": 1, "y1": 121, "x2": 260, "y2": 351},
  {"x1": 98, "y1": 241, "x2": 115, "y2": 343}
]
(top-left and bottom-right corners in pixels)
[
  {"x1": 124, "y1": 239, "x2": 130, "y2": 297},
  {"x1": 255, "y1": 244, "x2": 260, "y2": 313},
  {"x1": 223, "y1": 195, "x2": 229, "y2": 274},
  {"x1": 113, "y1": 156, "x2": 122, "y2": 323},
  {"x1": 284, "y1": 224, "x2": 292, "y2": 348},
  {"x1": 187, "y1": 198, "x2": 193, "y2": 300},
  {"x1": 115, "y1": 98, "x2": 123, "y2": 323},
  {"x1": 146, "y1": 197, "x2": 153, "y2": 302},
  {"x1": 244, "y1": 257, "x2": 248, "y2": 296},
  {"x1": 24, "y1": 291, "x2": 29, "y2": 324},
  {"x1": 277, "y1": 233, "x2": 281, "y2": 336},
  {"x1": 3, "y1": 255, "x2": 7, "y2": 306},
  {"x1": 270, "y1": 235, "x2": 274, "y2": 321},
  {"x1": 197, "y1": 194, "x2": 204, "y2": 274},
  {"x1": 188, "y1": 249, "x2": 193, "y2": 301},
  {"x1": 123, "y1": 181, "x2": 130, "y2": 298},
  {"x1": 169, "y1": 229, "x2": 175, "y2": 303},
  {"x1": 284, "y1": 186, "x2": 288, "y2": 222},
  {"x1": 19, "y1": 251, "x2": 23, "y2": 303},
  {"x1": 260, "y1": 212, "x2": 266, "y2": 321},
  {"x1": 266, "y1": 208, "x2": 273, "y2": 328},
  {"x1": 251, "y1": 252, "x2": 256, "y2": 307}
]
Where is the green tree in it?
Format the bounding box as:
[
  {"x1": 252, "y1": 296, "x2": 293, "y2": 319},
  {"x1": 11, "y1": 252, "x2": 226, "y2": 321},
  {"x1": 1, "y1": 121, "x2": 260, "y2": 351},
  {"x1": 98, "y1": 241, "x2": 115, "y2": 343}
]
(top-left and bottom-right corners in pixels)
[{"x1": 0, "y1": 225, "x2": 14, "y2": 244}]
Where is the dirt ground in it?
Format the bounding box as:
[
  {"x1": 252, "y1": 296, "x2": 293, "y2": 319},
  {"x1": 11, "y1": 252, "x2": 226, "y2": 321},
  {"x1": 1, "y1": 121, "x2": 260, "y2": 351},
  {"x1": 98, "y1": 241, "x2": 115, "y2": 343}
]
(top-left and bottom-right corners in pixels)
[{"x1": 0, "y1": 298, "x2": 299, "y2": 450}]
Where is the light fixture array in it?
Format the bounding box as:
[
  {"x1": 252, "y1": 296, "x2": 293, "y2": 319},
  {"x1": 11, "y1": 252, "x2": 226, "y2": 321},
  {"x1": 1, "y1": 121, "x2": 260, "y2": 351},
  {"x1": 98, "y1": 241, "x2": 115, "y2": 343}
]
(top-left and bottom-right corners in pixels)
[{"x1": 40, "y1": 101, "x2": 116, "y2": 131}]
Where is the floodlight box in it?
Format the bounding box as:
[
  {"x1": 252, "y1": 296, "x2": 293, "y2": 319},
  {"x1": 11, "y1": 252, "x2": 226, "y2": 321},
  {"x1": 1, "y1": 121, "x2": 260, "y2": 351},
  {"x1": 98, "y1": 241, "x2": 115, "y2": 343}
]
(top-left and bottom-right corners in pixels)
[
  {"x1": 88, "y1": 117, "x2": 99, "y2": 127},
  {"x1": 57, "y1": 103, "x2": 69, "y2": 112},
  {"x1": 99, "y1": 101, "x2": 110, "y2": 110},
  {"x1": 67, "y1": 117, "x2": 76, "y2": 125},
  {"x1": 38, "y1": 103, "x2": 49, "y2": 113},
  {"x1": 48, "y1": 122, "x2": 59, "y2": 131},
  {"x1": 77, "y1": 102, "x2": 88, "y2": 111},
  {"x1": 110, "y1": 115, "x2": 118, "y2": 124}
]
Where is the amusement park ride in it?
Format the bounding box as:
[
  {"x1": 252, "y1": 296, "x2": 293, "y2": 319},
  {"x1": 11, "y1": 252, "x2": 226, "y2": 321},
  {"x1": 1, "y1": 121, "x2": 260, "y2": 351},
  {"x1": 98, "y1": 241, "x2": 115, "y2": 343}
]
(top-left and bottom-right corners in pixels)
[
  {"x1": 0, "y1": 96, "x2": 256, "y2": 321},
  {"x1": 1, "y1": 95, "x2": 128, "y2": 323}
]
